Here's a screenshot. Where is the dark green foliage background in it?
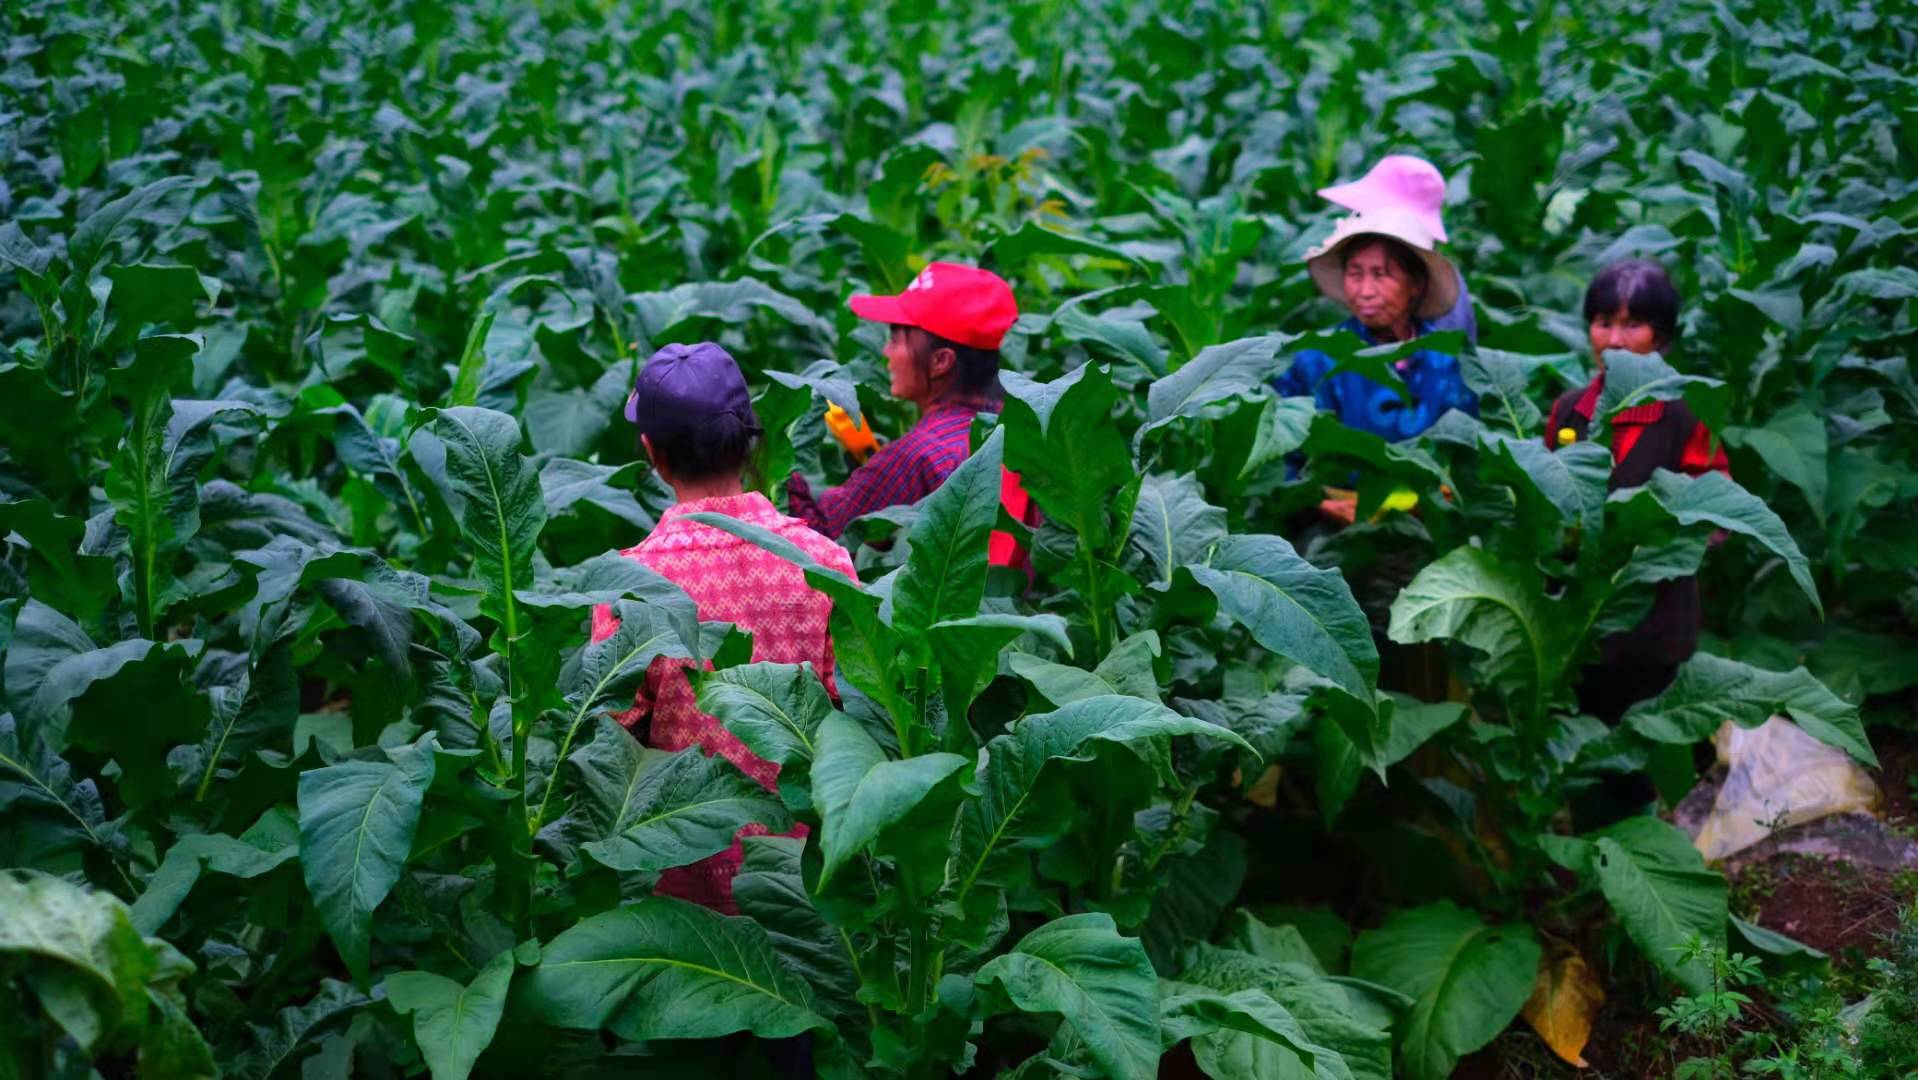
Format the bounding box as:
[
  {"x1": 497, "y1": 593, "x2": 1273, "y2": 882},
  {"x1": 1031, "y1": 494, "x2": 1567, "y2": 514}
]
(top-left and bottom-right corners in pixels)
[{"x1": 1, "y1": 0, "x2": 1914, "y2": 1076}]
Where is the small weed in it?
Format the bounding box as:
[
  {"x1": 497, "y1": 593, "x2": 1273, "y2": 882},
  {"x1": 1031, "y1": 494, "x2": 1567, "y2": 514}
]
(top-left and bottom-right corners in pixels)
[{"x1": 1655, "y1": 937, "x2": 1763, "y2": 1080}]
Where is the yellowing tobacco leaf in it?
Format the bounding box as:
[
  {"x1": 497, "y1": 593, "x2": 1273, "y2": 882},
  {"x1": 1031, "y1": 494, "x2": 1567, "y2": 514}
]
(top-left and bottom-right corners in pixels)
[{"x1": 1520, "y1": 943, "x2": 1605, "y2": 1067}]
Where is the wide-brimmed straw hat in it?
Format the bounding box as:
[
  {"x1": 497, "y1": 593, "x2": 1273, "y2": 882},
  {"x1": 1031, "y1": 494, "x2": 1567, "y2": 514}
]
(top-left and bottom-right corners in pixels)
[{"x1": 1305, "y1": 208, "x2": 1460, "y2": 320}]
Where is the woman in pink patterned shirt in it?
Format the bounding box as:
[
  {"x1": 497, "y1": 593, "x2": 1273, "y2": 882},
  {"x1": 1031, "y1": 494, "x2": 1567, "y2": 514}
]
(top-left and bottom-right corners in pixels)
[{"x1": 590, "y1": 341, "x2": 856, "y2": 913}]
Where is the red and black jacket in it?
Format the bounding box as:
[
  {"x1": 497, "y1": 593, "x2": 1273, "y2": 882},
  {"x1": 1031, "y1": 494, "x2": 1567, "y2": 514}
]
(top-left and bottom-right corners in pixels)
[{"x1": 1545, "y1": 377, "x2": 1731, "y2": 670}]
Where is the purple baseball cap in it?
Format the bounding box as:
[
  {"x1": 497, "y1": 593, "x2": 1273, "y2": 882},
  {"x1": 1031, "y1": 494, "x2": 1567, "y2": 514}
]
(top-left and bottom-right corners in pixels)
[{"x1": 623, "y1": 342, "x2": 760, "y2": 438}]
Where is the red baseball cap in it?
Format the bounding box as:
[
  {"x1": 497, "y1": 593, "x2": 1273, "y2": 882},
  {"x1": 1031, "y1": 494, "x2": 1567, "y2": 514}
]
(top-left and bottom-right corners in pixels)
[{"x1": 848, "y1": 262, "x2": 1018, "y2": 350}]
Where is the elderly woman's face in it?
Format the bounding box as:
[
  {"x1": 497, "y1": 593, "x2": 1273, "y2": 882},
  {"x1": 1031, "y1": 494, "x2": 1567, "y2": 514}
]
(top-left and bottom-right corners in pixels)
[
  {"x1": 1589, "y1": 305, "x2": 1661, "y2": 359},
  {"x1": 1341, "y1": 241, "x2": 1418, "y2": 331}
]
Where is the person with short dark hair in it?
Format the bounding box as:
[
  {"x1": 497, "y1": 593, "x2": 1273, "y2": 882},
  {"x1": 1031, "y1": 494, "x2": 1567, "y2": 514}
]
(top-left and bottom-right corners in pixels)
[
  {"x1": 591, "y1": 341, "x2": 856, "y2": 914},
  {"x1": 788, "y1": 263, "x2": 1032, "y2": 546},
  {"x1": 1545, "y1": 258, "x2": 1730, "y2": 723}
]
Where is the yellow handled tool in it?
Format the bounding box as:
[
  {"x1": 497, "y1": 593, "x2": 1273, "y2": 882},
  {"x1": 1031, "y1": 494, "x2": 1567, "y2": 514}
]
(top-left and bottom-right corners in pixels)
[{"x1": 825, "y1": 403, "x2": 878, "y2": 463}]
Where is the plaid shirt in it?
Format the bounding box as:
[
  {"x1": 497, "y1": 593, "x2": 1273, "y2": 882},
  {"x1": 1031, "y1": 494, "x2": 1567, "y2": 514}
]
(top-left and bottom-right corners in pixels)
[
  {"x1": 788, "y1": 398, "x2": 994, "y2": 538},
  {"x1": 590, "y1": 491, "x2": 855, "y2": 913}
]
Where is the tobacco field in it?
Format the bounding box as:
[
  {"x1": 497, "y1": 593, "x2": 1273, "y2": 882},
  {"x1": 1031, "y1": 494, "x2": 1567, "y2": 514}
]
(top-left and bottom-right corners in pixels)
[{"x1": 2, "y1": 0, "x2": 1916, "y2": 1076}]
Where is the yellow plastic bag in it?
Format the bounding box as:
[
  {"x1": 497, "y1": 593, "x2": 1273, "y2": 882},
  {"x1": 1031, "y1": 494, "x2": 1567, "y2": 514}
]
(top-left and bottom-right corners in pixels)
[{"x1": 1691, "y1": 716, "x2": 1880, "y2": 862}]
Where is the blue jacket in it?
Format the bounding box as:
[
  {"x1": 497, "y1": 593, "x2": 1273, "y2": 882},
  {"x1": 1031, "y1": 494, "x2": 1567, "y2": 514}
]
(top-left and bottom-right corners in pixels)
[{"x1": 1274, "y1": 316, "x2": 1478, "y2": 441}]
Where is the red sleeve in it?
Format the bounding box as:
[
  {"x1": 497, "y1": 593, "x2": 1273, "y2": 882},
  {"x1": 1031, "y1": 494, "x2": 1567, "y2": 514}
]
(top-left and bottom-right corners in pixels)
[
  {"x1": 1543, "y1": 397, "x2": 1562, "y2": 449},
  {"x1": 1679, "y1": 422, "x2": 1731, "y2": 479}
]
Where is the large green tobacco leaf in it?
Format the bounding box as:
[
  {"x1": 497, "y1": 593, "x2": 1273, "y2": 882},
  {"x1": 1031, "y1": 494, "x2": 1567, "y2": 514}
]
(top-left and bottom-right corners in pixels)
[
  {"x1": 953, "y1": 696, "x2": 1251, "y2": 910},
  {"x1": 1009, "y1": 630, "x2": 1162, "y2": 707},
  {"x1": 385, "y1": 942, "x2": 537, "y2": 1080},
  {"x1": 1049, "y1": 297, "x2": 1168, "y2": 377},
  {"x1": 67, "y1": 176, "x2": 197, "y2": 293},
  {"x1": 513, "y1": 897, "x2": 828, "y2": 1041},
  {"x1": 1610, "y1": 469, "x2": 1822, "y2": 616},
  {"x1": 535, "y1": 597, "x2": 703, "y2": 830},
  {"x1": 1389, "y1": 547, "x2": 1559, "y2": 725},
  {"x1": 314, "y1": 559, "x2": 482, "y2": 680},
  {"x1": 297, "y1": 736, "x2": 438, "y2": 981},
  {"x1": 26, "y1": 627, "x2": 208, "y2": 807},
  {"x1": 926, "y1": 612, "x2": 1073, "y2": 718},
  {"x1": 156, "y1": 397, "x2": 267, "y2": 529},
  {"x1": 1177, "y1": 945, "x2": 1391, "y2": 1080},
  {"x1": 1001, "y1": 363, "x2": 1136, "y2": 548},
  {"x1": 578, "y1": 745, "x2": 792, "y2": 874},
  {"x1": 234, "y1": 539, "x2": 478, "y2": 677},
  {"x1": 810, "y1": 712, "x2": 969, "y2": 891},
  {"x1": 0, "y1": 869, "x2": 156, "y2": 1053},
  {"x1": 976, "y1": 912, "x2": 1162, "y2": 1080},
  {"x1": 732, "y1": 836, "x2": 861, "y2": 1019},
  {"x1": 1723, "y1": 407, "x2": 1828, "y2": 520},
  {"x1": 1180, "y1": 534, "x2": 1379, "y2": 715},
  {"x1": 1300, "y1": 413, "x2": 1453, "y2": 493},
  {"x1": 324, "y1": 401, "x2": 428, "y2": 529},
  {"x1": 131, "y1": 814, "x2": 299, "y2": 934},
  {"x1": 6, "y1": 600, "x2": 96, "y2": 717},
  {"x1": 558, "y1": 716, "x2": 661, "y2": 831},
  {"x1": 892, "y1": 426, "x2": 1004, "y2": 636},
  {"x1": 537, "y1": 457, "x2": 653, "y2": 531},
  {"x1": 0, "y1": 712, "x2": 118, "y2": 872},
  {"x1": 1315, "y1": 696, "x2": 1468, "y2": 824},
  {"x1": 524, "y1": 365, "x2": 632, "y2": 459},
  {"x1": 104, "y1": 263, "x2": 217, "y2": 345},
  {"x1": 1623, "y1": 653, "x2": 1874, "y2": 765},
  {"x1": 1139, "y1": 334, "x2": 1289, "y2": 437},
  {"x1": 629, "y1": 279, "x2": 833, "y2": 346},
  {"x1": 1476, "y1": 432, "x2": 1611, "y2": 542},
  {"x1": 696, "y1": 662, "x2": 838, "y2": 773},
  {"x1": 1234, "y1": 395, "x2": 1320, "y2": 481},
  {"x1": 1159, "y1": 983, "x2": 1345, "y2": 1080},
  {"x1": 0, "y1": 498, "x2": 115, "y2": 622},
  {"x1": 1349, "y1": 902, "x2": 1540, "y2": 1080},
  {"x1": 1460, "y1": 347, "x2": 1560, "y2": 434},
  {"x1": 230, "y1": 538, "x2": 379, "y2": 654},
  {"x1": 427, "y1": 406, "x2": 546, "y2": 622},
  {"x1": 1550, "y1": 817, "x2": 1728, "y2": 994},
  {"x1": 983, "y1": 220, "x2": 1147, "y2": 279},
  {"x1": 518, "y1": 551, "x2": 699, "y2": 636},
  {"x1": 1126, "y1": 473, "x2": 1227, "y2": 586}
]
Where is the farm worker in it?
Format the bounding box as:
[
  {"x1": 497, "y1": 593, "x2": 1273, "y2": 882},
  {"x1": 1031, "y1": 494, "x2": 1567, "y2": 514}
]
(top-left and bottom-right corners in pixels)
[
  {"x1": 788, "y1": 262, "x2": 1039, "y2": 565},
  {"x1": 1545, "y1": 259, "x2": 1730, "y2": 726},
  {"x1": 591, "y1": 342, "x2": 857, "y2": 914},
  {"x1": 1317, "y1": 154, "x2": 1478, "y2": 345},
  {"x1": 1275, "y1": 209, "x2": 1478, "y2": 522}
]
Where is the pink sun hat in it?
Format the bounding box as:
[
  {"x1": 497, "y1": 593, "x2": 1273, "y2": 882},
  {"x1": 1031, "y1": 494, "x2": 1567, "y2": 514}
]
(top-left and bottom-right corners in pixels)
[{"x1": 1317, "y1": 155, "x2": 1451, "y2": 244}]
